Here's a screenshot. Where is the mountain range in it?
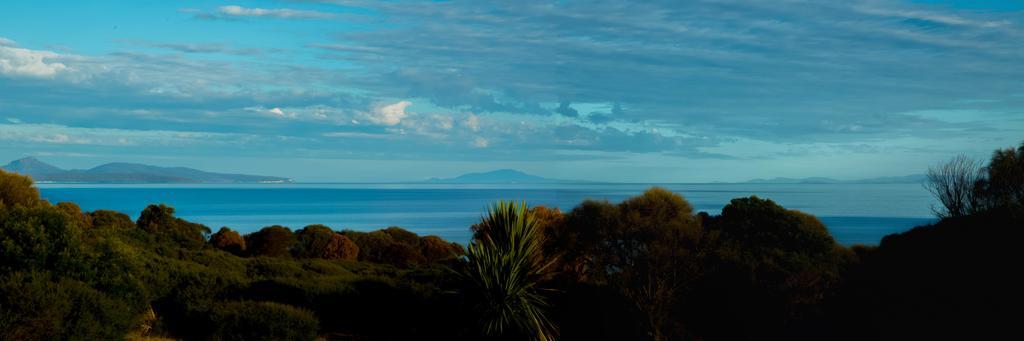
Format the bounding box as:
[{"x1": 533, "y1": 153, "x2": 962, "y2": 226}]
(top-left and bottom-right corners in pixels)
[{"x1": 1, "y1": 157, "x2": 293, "y2": 184}]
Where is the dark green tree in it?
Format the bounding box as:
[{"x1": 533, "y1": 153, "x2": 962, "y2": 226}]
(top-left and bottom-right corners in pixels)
[
  {"x1": 136, "y1": 204, "x2": 210, "y2": 249},
  {"x1": 0, "y1": 169, "x2": 42, "y2": 208},
  {"x1": 245, "y1": 225, "x2": 297, "y2": 257}
]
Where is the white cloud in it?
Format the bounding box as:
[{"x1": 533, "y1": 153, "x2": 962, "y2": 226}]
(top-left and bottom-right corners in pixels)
[
  {"x1": 365, "y1": 101, "x2": 411, "y2": 126},
  {"x1": 433, "y1": 114, "x2": 454, "y2": 130},
  {"x1": 473, "y1": 137, "x2": 489, "y2": 148},
  {"x1": 0, "y1": 45, "x2": 69, "y2": 78},
  {"x1": 0, "y1": 123, "x2": 251, "y2": 146},
  {"x1": 217, "y1": 5, "x2": 334, "y2": 19},
  {"x1": 323, "y1": 131, "x2": 397, "y2": 139},
  {"x1": 31, "y1": 133, "x2": 72, "y2": 144},
  {"x1": 246, "y1": 106, "x2": 296, "y2": 118},
  {"x1": 463, "y1": 113, "x2": 481, "y2": 132},
  {"x1": 0, "y1": 37, "x2": 15, "y2": 47}
]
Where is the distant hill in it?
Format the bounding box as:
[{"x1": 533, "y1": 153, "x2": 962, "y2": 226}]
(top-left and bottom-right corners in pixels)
[
  {"x1": 743, "y1": 174, "x2": 926, "y2": 184},
  {"x1": 426, "y1": 169, "x2": 570, "y2": 184},
  {"x1": 1, "y1": 157, "x2": 293, "y2": 184}
]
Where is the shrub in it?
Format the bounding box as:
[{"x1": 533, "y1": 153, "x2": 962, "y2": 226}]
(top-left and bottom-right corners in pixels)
[
  {"x1": 245, "y1": 226, "x2": 296, "y2": 257},
  {"x1": 0, "y1": 271, "x2": 137, "y2": 340},
  {"x1": 56, "y1": 202, "x2": 92, "y2": 229},
  {"x1": 693, "y1": 196, "x2": 846, "y2": 340},
  {"x1": 344, "y1": 230, "x2": 424, "y2": 267},
  {"x1": 209, "y1": 301, "x2": 319, "y2": 341},
  {"x1": 419, "y1": 235, "x2": 461, "y2": 262},
  {"x1": 0, "y1": 169, "x2": 42, "y2": 208},
  {"x1": 136, "y1": 204, "x2": 210, "y2": 249},
  {"x1": 713, "y1": 196, "x2": 838, "y2": 258},
  {"x1": 382, "y1": 226, "x2": 420, "y2": 246},
  {"x1": 89, "y1": 210, "x2": 135, "y2": 230},
  {"x1": 326, "y1": 234, "x2": 360, "y2": 261},
  {"x1": 0, "y1": 204, "x2": 85, "y2": 274},
  {"x1": 293, "y1": 224, "x2": 358, "y2": 260},
  {"x1": 380, "y1": 242, "x2": 426, "y2": 268},
  {"x1": 210, "y1": 227, "x2": 246, "y2": 256}
]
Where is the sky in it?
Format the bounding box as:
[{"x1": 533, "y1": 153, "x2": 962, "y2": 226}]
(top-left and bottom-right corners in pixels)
[{"x1": 0, "y1": 0, "x2": 1022, "y2": 182}]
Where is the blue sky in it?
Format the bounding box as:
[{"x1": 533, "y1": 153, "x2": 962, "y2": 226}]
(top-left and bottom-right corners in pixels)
[{"x1": 1, "y1": 0, "x2": 1022, "y2": 182}]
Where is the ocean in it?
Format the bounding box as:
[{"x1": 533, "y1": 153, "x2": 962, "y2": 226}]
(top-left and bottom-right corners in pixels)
[{"x1": 36, "y1": 183, "x2": 937, "y2": 246}]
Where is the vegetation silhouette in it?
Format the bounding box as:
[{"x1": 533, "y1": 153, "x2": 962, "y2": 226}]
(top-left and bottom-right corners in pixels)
[
  {"x1": 463, "y1": 200, "x2": 557, "y2": 340},
  {"x1": 0, "y1": 140, "x2": 1020, "y2": 340}
]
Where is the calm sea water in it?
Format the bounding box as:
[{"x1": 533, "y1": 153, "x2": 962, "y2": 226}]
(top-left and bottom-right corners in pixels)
[{"x1": 36, "y1": 183, "x2": 937, "y2": 246}]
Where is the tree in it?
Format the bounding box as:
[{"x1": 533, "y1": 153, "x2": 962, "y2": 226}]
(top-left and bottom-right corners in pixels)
[
  {"x1": 293, "y1": 225, "x2": 359, "y2": 260},
  {"x1": 983, "y1": 143, "x2": 1024, "y2": 211},
  {"x1": 245, "y1": 226, "x2": 297, "y2": 257},
  {"x1": 605, "y1": 188, "x2": 702, "y2": 341},
  {"x1": 0, "y1": 169, "x2": 42, "y2": 208},
  {"x1": 925, "y1": 155, "x2": 984, "y2": 218},
  {"x1": 544, "y1": 190, "x2": 702, "y2": 340},
  {"x1": 210, "y1": 227, "x2": 246, "y2": 256},
  {"x1": 55, "y1": 202, "x2": 92, "y2": 229},
  {"x1": 89, "y1": 210, "x2": 135, "y2": 230},
  {"x1": 136, "y1": 204, "x2": 211, "y2": 249},
  {"x1": 554, "y1": 200, "x2": 619, "y2": 283},
  {"x1": 695, "y1": 196, "x2": 846, "y2": 340},
  {"x1": 463, "y1": 201, "x2": 557, "y2": 340},
  {"x1": 714, "y1": 196, "x2": 838, "y2": 255}
]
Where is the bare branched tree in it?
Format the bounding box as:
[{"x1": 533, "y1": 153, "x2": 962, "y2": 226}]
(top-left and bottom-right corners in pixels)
[{"x1": 925, "y1": 155, "x2": 983, "y2": 218}]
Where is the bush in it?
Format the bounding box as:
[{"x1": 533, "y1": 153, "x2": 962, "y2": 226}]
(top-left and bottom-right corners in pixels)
[
  {"x1": 0, "y1": 271, "x2": 138, "y2": 340},
  {"x1": 293, "y1": 224, "x2": 359, "y2": 260},
  {"x1": 56, "y1": 202, "x2": 93, "y2": 229},
  {"x1": 245, "y1": 226, "x2": 296, "y2": 257},
  {"x1": 0, "y1": 169, "x2": 42, "y2": 208},
  {"x1": 693, "y1": 196, "x2": 847, "y2": 340},
  {"x1": 136, "y1": 204, "x2": 210, "y2": 249},
  {"x1": 419, "y1": 235, "x2": 461, "y2": 262},
  {"x1": 0, "y1": 204, "x2": 85, "y2": 274},
  {"x1": 344, "y1": 230, "x2": 425, "y2": 267},
  {"x1": 209, "y1": 301, "x2": 319, "y2": 341},
  {"x1": 330, "y1": 234, "x2": 360, "y2": 261},
  {"x1": 89, "y1": 210, "x2": 135, "y2": 230},
  {"x1": 713, "y1": 196, "x2": 838, "y2": 257},
  {"x1": 382, "y1": 226, "x2": 420, "y2": 246},
  {"x1": 211, "y1": 227, "x2": 247, "y2": 256},
  {"x1": 380, "y1": 242, "x2": 426, "y2": 268}
]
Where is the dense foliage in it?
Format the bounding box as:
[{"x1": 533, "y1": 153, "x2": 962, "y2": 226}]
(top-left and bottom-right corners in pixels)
[
  {"x1": 464, "y1": 201, "x2": 557, "y2": 340},
  {"x1": 0, "y1": 141, "x2": 1020, "y2": 340}
]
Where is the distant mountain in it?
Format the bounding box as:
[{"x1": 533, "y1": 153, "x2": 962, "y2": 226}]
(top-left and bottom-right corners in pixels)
[
  {"x1": 426, "y1": 169, "x2": 569, "y2": 184},
  {"x1": 1, "y1": 157, "x2": 293, "y2": 184},
  {"x1": 742, "y1": 174, "x2": 926, "y2": 184}
]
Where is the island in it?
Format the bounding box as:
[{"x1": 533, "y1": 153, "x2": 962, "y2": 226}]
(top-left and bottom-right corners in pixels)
[{"x1": 1, "y1": 157, "x2": 293, "y2": 184}]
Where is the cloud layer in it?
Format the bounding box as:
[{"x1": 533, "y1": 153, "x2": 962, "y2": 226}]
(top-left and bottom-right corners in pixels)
[{"x1": 0, "y1": 0, "x2": 1022, "y2": 181}]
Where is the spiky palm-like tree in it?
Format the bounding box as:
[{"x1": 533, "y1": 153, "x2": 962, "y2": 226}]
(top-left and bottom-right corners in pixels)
[{"x1": 463, "y1": 200, "x2": 557, "y2": 341}]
